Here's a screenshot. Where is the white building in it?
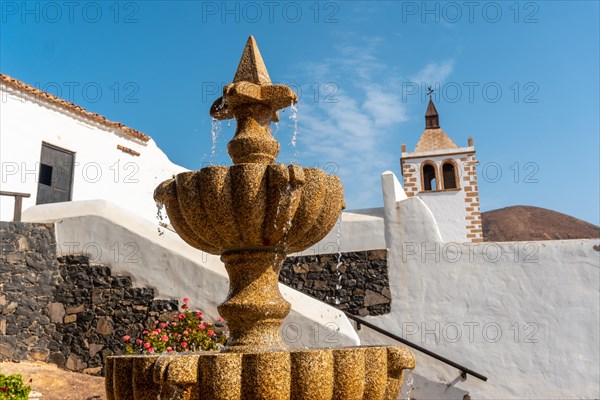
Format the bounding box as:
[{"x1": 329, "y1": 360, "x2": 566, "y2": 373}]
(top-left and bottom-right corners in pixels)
[{"x1": 0, "y1": 74, "x2": 186, "y2": 223}]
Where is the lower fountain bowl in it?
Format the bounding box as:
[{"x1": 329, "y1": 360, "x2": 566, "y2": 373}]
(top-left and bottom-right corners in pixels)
[{"x1": 106, "y1": 346, "x2": 415, "y2": 400}]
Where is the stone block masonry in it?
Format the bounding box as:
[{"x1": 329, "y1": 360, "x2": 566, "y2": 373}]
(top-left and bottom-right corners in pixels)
[
  {"x1": 460, "y1": 156, "x2": 483, "y2": 242},
  {"x1": 280, "y1": 250, "x2": 391, "y2": 316},
  {"x1": 1, "y1": 222, "x2": 58, "y2": 363},
  {"x1": 0, "y1": 222, "x2": 180, "y2": 374}
]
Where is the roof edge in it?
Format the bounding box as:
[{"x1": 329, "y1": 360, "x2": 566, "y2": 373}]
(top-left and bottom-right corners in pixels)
[
  {"x1": 0, "y1": 73, "x2": 151, "y2": 142},
  {"x1": 401, "y1": 146, "x2": 475, "y2": 160}
]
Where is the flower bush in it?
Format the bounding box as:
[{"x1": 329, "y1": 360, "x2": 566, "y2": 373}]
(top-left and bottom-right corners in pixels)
[
  {"x1": 0, "y1": 370, "x2": 32, "y2": 400},
  {"x1": 123, "y1": 298, "x2": 227, "y2": 354}
]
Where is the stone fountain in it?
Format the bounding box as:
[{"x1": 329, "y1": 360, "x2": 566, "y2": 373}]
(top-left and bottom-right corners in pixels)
[{"x1": 106, "y1": 36, "x2": 415, "y2": 400}]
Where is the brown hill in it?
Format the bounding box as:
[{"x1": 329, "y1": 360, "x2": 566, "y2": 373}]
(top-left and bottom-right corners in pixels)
[{"x1": 482, "y1": 206, "x2": 600, "y2": 242}]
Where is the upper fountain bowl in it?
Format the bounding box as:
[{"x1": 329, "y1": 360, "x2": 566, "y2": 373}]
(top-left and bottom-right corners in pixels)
[{"x1": 154, "y1": 163, "x2": 345, "y2": 255}]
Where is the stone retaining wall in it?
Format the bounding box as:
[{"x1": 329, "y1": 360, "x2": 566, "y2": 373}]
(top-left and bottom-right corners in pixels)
[
  {"x1": 1, "y1": 222, "x2": 59, "y2": 363},
  {"x1": 280, "y1": 250, "x2": 391, "y2": 316},
  {"x1": 0, "y1": 222, "x2": 179, "y2": 374}
]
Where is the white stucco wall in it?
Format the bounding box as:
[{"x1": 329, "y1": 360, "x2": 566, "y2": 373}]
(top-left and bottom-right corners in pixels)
[
  {"x1": 359, "y1": 171, "x2": 600, "y2": 399},
  {"x1": 0, "y1": 84, "x2": 186, "y2": 223},
  {"x1": 417, "y1": 190, "x2": 468, "y2": 243},
  {"x1": 21, "y1": 200, "x2": 360, "y2": 350}
]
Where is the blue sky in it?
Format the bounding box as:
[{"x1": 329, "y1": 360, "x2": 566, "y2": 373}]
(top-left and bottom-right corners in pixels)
[{"x1": 2, "y1": 1, "x2": 599, "y2": 224}]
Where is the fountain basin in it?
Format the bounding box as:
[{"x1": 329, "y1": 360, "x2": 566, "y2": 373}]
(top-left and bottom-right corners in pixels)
[
  {"x1": 154, "y1": 164, "x2": 345, "y2": 254},
  {"x1": 121, "y1": 36, "x2": 418, "y2": 400},
  {"x1": 106, "y1": 346, "x2": 415, "y2": 400}
]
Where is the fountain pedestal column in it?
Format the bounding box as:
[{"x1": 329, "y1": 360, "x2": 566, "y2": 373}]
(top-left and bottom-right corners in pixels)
[{"x1": 218, "y1": 250, "x2": 290, "y2": 352}]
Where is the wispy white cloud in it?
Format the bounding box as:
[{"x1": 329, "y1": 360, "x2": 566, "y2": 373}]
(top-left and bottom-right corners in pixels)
[
  {"x1": 362, "y1": 84, "x2": 408, "y2": 128},
  {"x1": 410, "y1": 60, "x2": 454, "y2": 85},
  {"x1": 288, "y1": 40, "x2": 453, "y2": 209}
]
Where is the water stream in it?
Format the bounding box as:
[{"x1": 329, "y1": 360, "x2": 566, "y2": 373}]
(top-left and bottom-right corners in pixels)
[
  {"x1": 156, "y1": 201, "x2": 166, "y2": 236},
  {"x1": 333, "y1": 215, "x2": 343, "y2": 305},
  {"x1": 289, "y1": 101, "x2": 299, "y2": 159},
  {"x1": 403, "y1": 370, "x2": 415, "y2": 400},
  {"x1": 210, "y1": 117, "x2": 222, "y2": 159}
]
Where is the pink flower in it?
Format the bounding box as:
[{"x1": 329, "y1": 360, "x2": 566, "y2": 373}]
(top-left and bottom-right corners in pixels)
[
  {"x1": 217, "y1": 317, "x2": 223, "y2": 322},
  {"x1": 148, "y1": 347, "x2": 155, "y2": 353},
  {"x1": 143, "y1": 330, "x2": 148, "y2": 335},
  {"x1": 181, "y1": 342, "x2": 188, "y2": 348},
  {"x1": 161, "y1": 335, "x2": 169, "y2": 342},
  {"x1": 196, "y1": 312, "x2": 203, "y2": 318},
  {"x1": 198, "y1": 324, "x2": 206, "y2": 330},
  {"x1": 136, "y1": 339, "x2": 142, "y2": 345},
  {"x1": 144, "y1": 342, "x2": 151, "y2": 349},
  {"x1": 122, "y1": 335, "x2": 130, "y2": 341},
  {"x1": 183, "y1": 297, "x2": 190, "y2": 303},
  {"x1": 183, "y1": 330, "x2": 188, "y2": 335},
  {"x1": 182, "y1": 304, "x2": 188, "y2": 309},
  {"x1": 178, "y1": 313, "x2": 185, "y2": 319},
  {"x1": 167, "y1": 347, "x2": 173, "y2": 353},
  {"x1": 160, "y1": 323, "x2": 168, "y2": 329},
  {"x1": 207, "y1": 329, "x2": 215, "y2": 337}
]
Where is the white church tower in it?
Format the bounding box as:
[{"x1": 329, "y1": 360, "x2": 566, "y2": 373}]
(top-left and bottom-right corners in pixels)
[{"x1": 400, "y1": 98, "x2": 483, "y2": 243}]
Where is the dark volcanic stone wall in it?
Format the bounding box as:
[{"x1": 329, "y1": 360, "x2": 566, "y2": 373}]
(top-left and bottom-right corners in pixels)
[
  {"x1": 0, "y1": 222, "x2": 179, "y2": 374},
  {"x1": 0, "y1": 222, "x2": 60, "y2": 363},
  {"x1": 280, "y1": 250, "x2": 391, "y2": 316}
]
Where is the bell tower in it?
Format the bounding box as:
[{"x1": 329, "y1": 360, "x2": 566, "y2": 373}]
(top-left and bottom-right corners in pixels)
[{"x1": 400, "y1": 98, "x2": 483, "y2": 243}]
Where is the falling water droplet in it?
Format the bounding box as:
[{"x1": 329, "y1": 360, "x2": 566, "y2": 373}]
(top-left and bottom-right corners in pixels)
[
  {"x1": 274, "y1": 122, "x2": 279, "y2": 135},
  {"x1": 227, "y1": 120, "x2": 231, "y2": 128}
]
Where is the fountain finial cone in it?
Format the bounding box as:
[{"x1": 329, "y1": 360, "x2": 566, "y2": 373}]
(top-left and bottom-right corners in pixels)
[{"x1": 233, "y1": 35, "x2": 272, "y2": 84}]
